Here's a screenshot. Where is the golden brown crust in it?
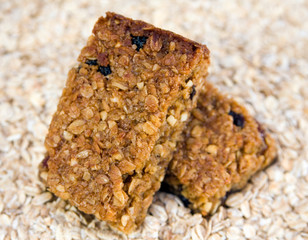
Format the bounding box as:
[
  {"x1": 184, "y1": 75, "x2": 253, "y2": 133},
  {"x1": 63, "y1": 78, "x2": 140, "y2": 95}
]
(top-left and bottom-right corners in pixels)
[
  {"x1": 39, "y1": 12, "x2": 210, "y2": 233},
  {"x1": 165, "y1": 81, "x2": 277, "y2": 215}
]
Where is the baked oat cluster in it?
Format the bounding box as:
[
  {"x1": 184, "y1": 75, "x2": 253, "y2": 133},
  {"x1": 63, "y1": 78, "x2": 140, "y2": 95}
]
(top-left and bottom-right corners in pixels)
[
  {"x1": 164, "y1": 81, "x2": 277, "y2": 216},
  {"x1": 39, "y1": 12, "x2": 210, "y2": 233},
  {"x1": 39, "y1": 12, "x2": 276, "y2": 234}
]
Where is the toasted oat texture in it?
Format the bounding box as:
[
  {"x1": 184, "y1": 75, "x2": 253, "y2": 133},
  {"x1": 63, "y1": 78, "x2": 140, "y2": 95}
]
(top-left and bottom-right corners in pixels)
[
  {"x1": 39, "y1": 12, "x2": 210, "y2": 233},
  {"x1": 165, "y1": 81, "x2": 277, "y2": 216}
]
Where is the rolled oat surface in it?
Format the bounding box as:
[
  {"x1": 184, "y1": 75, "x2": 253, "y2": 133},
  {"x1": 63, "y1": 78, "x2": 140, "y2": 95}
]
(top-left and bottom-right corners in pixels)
[{"x1": 0, "y1": 0, "x2": 307, "y2": 239}]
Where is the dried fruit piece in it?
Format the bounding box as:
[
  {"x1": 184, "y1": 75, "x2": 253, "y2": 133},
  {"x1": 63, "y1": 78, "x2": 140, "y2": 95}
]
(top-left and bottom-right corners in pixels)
[
  {"x1": 98, "y1": 65, "x2": 112, "y2": 76},
  {"x1": 131, "y1": 35, "x2": 148, "y2": 51},
  {"x1": 229, "y1": 110, "x2": 245, "y2": 128},
  {"x1": 85, "y1": 59, "x2": 98, "y2": 66}
]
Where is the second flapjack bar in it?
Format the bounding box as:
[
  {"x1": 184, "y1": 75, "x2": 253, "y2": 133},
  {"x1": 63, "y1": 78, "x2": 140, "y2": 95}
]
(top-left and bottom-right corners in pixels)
[{"x1": 164, "y1": 81, "x2": 277, "y2": 216}]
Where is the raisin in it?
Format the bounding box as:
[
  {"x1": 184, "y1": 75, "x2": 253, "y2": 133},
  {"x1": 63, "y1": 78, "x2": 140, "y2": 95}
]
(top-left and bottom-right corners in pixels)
[
  {"x1": 190, "y1": 85, "x2": 196, "y2": 100},
  {"x1": 85, "y1": 59, "x2": 98, "y2": 66},
  {"x1": 131, "y1": 34, "x2": 148, "y2": 51},
  {"x1": 229, "y1": 111, "x2": 245, "y2": 128},
  {"x1": 98, "y1": 65, "x2": 112, "y2": 76},
  {"x1": 179, "y1": 194, "x2": 190, "y2": 208},
  {"x1": 42, "y1": 155, "x2": 50, "y2": 168}
]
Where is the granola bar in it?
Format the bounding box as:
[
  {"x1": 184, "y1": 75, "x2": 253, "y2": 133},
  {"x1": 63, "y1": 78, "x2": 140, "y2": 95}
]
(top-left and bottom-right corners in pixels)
[
  {"x1": 164, "y1": 81, "x2": 277, "y2": 216},
  {"x1": 39, "y1": 12, "x2": 210, "y2": 233}
]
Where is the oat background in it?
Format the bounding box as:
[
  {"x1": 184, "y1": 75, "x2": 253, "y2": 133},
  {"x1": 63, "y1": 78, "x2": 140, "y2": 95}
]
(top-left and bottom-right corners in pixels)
[{"x1": 0, "y1": 0, "x2": 307, "y2": 239}]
